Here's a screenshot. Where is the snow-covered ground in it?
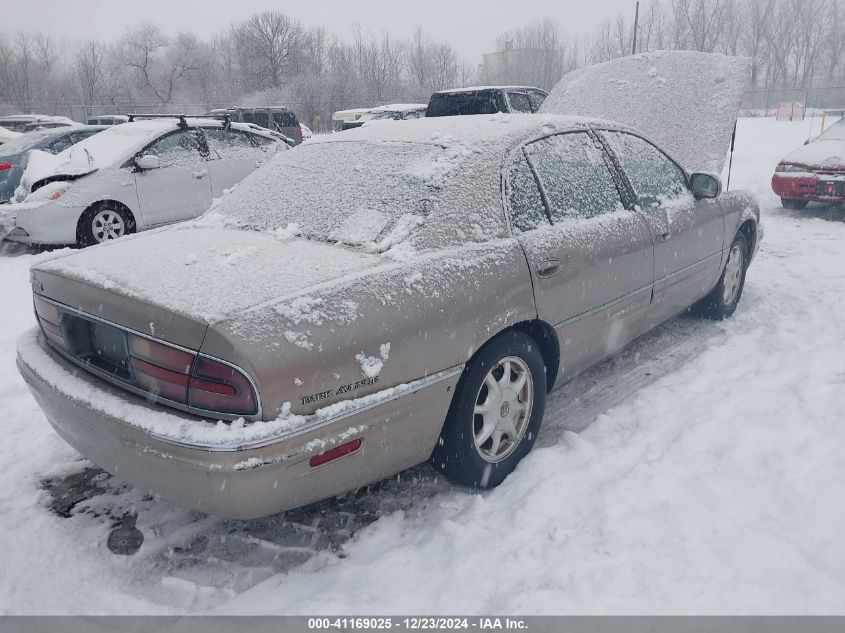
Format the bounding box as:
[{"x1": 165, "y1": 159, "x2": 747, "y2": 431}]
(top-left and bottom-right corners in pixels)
[{"x1": 1, "y1": 116, "x2": 843, "y2": 614}]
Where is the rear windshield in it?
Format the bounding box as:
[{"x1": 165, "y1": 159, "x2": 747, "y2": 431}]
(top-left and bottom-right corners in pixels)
[
  {"x1": 426, "y1": 91, "x2": 504, "y2": 117},
  {"x1": 212, "y1": 140, "x2": 461, "y2": 249}
]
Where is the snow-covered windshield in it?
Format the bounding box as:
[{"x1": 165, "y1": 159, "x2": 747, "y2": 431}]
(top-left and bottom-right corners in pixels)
[
  {"x1": 212, "y1": 140, "x2": 457, "y2": 249},
  {"x1": 0, "y1": 132, "x2": 50, "y2": 157}
]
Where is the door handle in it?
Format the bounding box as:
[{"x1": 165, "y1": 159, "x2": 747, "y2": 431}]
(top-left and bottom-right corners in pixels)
[
  {"x1": 536, "y1": 258, "x2": 561, "y2": 278},
  {"x1": 192, "y1": 170, "x2": 208, "y2": 179},
  {"x1": 657, "y1": 231, "x2": 671, "y2": 242}
]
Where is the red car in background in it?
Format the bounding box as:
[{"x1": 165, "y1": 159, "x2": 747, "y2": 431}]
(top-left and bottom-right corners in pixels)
[{"x1": 772, "y1": 117, "x2": 845, "y2": 209}]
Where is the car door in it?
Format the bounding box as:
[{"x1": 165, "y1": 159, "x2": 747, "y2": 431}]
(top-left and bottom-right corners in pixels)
[
  {"x1": 506, "y1": 131, "x2": 655, "y2": 381},
  {"x1": 134, "y1": 128, "x2": 213, "y2": 227},
  {"x1": 203, "y1": 128, "x2": 274, "y2": 197},
  {"x1": 599, "y1": 130, "x2": 725, "y2": 325}
]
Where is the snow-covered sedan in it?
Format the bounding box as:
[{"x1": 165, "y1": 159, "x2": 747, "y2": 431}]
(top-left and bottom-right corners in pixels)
[
  {"x1": 1, "y1": 117, "x2": 286, "y2": 247},
  {"x1": 772, "y1": 116, "x2": 845, "y2": 209},
  {"x1": 17, "y1": 52, "x2": 760, "y2": 519},
  {"x1": 0, "y1": 125, "x2": 106, "y2": 204}
]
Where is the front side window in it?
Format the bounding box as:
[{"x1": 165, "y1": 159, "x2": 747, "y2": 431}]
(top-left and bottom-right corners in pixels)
[
  {"x1": 507, "y1": 92, "x2": 532, "y2": 114},
  {"x1": 504, "y1": 151, "x2": 550, "y2": 233},
  {"x1": 144, "y1": 129, "x2": 204, "y2": 167},
  {"x1": 524, "y1": 132, "x2": 624, "y2": 221},
  {"x1": 601, "y1": 131, "x2": 688, "y2": 209},
  {"x1": 204, "y1": 128, "x2": 261, "y2": 160}
]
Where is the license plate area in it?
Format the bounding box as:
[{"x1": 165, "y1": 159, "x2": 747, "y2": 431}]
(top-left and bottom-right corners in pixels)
[
  {"x1": 60, "y1": 313, "x2": 131, "y2": 380},
  {"x1": 816, "y1": 180, "x2": 845, "y2": 197}
]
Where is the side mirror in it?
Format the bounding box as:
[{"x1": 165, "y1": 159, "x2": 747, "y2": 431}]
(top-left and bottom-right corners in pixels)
[
  {"x1": 135, "y1": 154, "x2": 161, "y2": 170},
  {"x1": 690, "y1": 173, "x2": 721, "y2": 199}
]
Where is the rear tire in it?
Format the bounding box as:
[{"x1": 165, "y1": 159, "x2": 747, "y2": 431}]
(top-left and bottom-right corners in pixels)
[
  {"x1": 431, "y1": 330, "x2": 546, "y2": 489},
  {"x1": 693, "y1": 233, "x2": 749, "y2": 320},
  {"x1": 781, "y1": 198, "x2": 808, "y2": 210},
  {"x1": 76, "y1": 202, "x2": 135, "y2": 247}
]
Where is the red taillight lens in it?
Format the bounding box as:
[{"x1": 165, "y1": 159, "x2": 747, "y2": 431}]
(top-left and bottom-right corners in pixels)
[
  {"x1": 309, "y1": 439, "x2": 362, "y2": 468},
  {"x1": 0, "y1": 162, "x2": 12, "y2": 171},
  {"x1": 128, "y1": 334, "x2": 194, "y2": 403},
  {"x1": 34, "y1": 296, "x2": 66, "y2": 350},
  {"x1": 296, "y1": 126, "x2": 303, "y2": 141},
  {"x1": 188, "y1": 357, "x2": 257, "y2": 416}
]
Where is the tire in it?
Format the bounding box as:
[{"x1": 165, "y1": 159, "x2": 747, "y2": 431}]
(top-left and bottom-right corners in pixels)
[
  {"x1": 431, "y1": 330, "x2": 547, "y2": 489},
  {"x1": 782, "y1": 198, "x2": 808, "y2": 210},
  {"x1": 76, "y1": 202, "x2": 135, "y2": 247},
  {"x1": 693, "y1": 233, "x2": 749, "y2": 320}
]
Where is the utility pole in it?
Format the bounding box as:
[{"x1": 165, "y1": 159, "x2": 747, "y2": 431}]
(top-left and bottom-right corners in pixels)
[{"x1": 632, "y1": 1, "x2": 640, "y2": 55}]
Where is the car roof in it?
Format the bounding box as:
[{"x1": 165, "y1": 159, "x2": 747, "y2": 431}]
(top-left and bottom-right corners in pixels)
[{"x1": 432, "y1": 86, "x2": 547, "y2": 95}]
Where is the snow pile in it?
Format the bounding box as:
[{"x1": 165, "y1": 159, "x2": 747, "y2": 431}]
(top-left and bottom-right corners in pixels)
[{"x1": 540, "y1": 50, "x2": 751, "y2": 174}]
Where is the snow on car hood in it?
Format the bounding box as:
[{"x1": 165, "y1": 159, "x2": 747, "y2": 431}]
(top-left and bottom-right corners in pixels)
[
  {"x1": 540, "y1": 50, "x2": 750, "y2": 174},
  {"x1": 34, "y1": 227, "x2": 380, "y2": 324},
  {"x1": 781, "y1": 140, "x2": 844, "y2": 170}
]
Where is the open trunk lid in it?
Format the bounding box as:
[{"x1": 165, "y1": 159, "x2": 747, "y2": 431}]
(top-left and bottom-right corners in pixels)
[{"x1": 540, "y1": 50, "x2": 751, "y2": 174}]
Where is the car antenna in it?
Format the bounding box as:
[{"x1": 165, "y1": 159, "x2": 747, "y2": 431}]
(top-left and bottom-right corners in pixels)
[{"x1": 725, "y1": 122, "x2": 737, "y2": 192}]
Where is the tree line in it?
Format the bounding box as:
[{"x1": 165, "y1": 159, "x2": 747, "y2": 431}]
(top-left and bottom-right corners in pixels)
[{"x1": 1, "y1": 0, "x2": 843, "y2": 129}]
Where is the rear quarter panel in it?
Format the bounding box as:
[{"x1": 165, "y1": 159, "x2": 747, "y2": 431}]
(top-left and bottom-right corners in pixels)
[{"x1": 201, "y1": 239, "x2": 538, "y2": 420}]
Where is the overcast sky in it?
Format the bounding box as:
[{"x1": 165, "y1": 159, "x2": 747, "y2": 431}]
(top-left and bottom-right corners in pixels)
[{"x1": 3, "y1": 0, "x2": 638, "y2": 61}]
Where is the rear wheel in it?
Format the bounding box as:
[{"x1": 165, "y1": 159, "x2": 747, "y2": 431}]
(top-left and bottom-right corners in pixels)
[
  {"x1": 77, "y1": 203, "x2": 135, "y2": 247},
  {"x1": 431, "y1": 330, "x2": 546, "y2": 489},
  {"x1": 693, "y1": 233, "x2": 749, "y2": 320},
  {"x1": 781, "y1": 198, "x2": 808, "y2": 210}
]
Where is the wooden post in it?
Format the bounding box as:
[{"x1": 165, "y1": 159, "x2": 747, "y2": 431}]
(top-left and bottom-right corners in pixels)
[{"x1": 632, "y1": 1, "x2": 640, "y2": 55}]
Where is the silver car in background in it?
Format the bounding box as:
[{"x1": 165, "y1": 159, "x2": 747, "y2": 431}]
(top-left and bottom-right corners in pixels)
[
  {"x1": 2, "y1": 116, "x2": 286, "y2": 247},
  {"x1": 18, "y1": 52, "x2": 759, "y2": 518}
]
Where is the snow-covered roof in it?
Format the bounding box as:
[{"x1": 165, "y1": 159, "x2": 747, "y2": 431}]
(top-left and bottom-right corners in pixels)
[
  {"x1": 0, "y1": 125, "x2": 21, "y2": 142},
  {"x1": 540, "y1": 50, "x2": 750, "y2": 175},
  {"x1": 433, "y1": 86, "x2": 544, "y2": 95}
]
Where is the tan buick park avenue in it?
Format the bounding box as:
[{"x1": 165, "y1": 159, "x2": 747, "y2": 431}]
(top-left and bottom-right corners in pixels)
[{"x1": 17, "y1": 52, "x2": 760, "y2": 518}]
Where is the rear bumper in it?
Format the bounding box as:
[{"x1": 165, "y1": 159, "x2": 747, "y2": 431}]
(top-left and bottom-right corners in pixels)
[
  {"x1": 772, "y1": 173, "x2": 845, "y2": 202},
  {"x1": 17, "y1": 328, "x2": 459, "y2": 519}
]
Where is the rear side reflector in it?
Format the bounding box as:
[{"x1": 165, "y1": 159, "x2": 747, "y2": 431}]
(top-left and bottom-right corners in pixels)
[
  {"x1": 309, "y1": 439, "x2": 362, "y2": 468},
  {"x1": 0, "y1": 162, "x2": 12, "y2": 170}
]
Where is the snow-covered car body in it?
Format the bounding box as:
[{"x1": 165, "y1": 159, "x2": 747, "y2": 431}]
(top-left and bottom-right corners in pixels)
[
  {"x1": 2, "y1": 118, "x2": 286, "y2": 246},
  {"x1": 0, "y1": 125, "x2": 22, "y2": 145},
  {"x1": 18, "y1": 52, "x2": 759, "y2": 518},
  {"x1": 0, "y1": 115, "x2": 74, "y2": 132},
  {"x1": 426, "y1": 86, "x2": 548, "y2": 116},
  {"x1": 0, "y1": 125, "x2": 105, "y2": 204},
  {"x1": 772, "y1": 117, "x2": 845, "y2": 205},
  {"x1": 351, "y1": 103, "x2": 428, "y2": 128}
]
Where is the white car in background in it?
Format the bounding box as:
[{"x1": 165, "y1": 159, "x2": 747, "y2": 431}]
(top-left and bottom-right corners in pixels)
[
  {"x1": 2, "y1": 116, "x2": 286, "y2": 247},
  {"x1": 354, "y1": 103, "x2": 428, "y2": 128}
]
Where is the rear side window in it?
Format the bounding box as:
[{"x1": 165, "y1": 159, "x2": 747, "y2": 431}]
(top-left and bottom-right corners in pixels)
[
  {"x1": 242, "y1": 112, "x2": 270, "y2": 128},
  {"x1": 507, "y1": 92, "x2": 532, "y2": 114},
  {"x1": 601, "y1": 131, "x2": 687, "y2": 209},
  {"x1": 204, "y1": 128, "x2": 262, "y2": 160},
  {"x1": 524, "y1": 132, "x2": 624, "y2": 221},
  {"x1": 272, "y1": 112, "x2": 297, "y2": 128},
  {"x1": 504, "y1": 151, "x2": 550, "y2": 233},
  {"x1": 249, "y1": 133, "x2": 277, "y2": 147},
  {"x1": 528, "y1": 91, "x2": 546, "y2": 113}
]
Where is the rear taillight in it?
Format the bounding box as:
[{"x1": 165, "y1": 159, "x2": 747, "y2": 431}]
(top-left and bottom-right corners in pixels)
[
  {"x1": 0, "y1": 162, "x2": 12, "y2": 171},
  {"x1": 128, "y1": 334, "x2": 194, "y2": 403},
  {"x1": 34, "y1": 296, "x2": 65, "y2": 350},
  {"x1": 296, "y1": 125, "x2": 303, "y2": 141},
  {"x1": 189, "y1": 357, "x2": 257, "y2": 415}
]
